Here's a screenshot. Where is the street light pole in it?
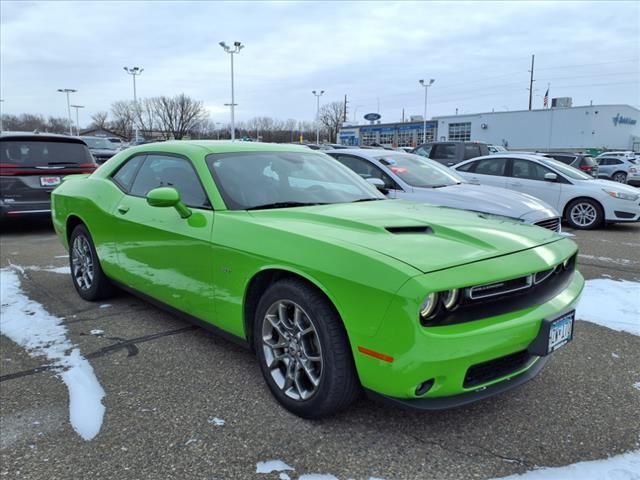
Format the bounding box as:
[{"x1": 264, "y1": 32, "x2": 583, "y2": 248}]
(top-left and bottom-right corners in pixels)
[
  {"x1": 57, "y1": 88, "x2": 77, "y2": 135},
  {"x1": 123, "y1": 66, "x2": 143, "y2": 141},
  {"x1": 70, "y1": 105, "x2": 84, "y2": 136},
  {"x1": 418, "y1": 79, "x2": 435, "y2": 144},
  {"x1": 0, "y1": 99, "x2": 4, "y2": 132},
  {"x1": 312, "y1": 90, "x2": 325, "y2": 144},
  {"x1": 219, "y1": 41, "x2": 244, "y2": 141}
]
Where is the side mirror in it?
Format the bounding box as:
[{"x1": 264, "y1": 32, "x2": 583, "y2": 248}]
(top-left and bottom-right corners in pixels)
[
  {"x1": 544, "y1": 172, "x2": 558, "y2": 182},
  {"x1": 146, "y1": 187, "x2": 192, "y2": 218},
  {"x1": 366, "y1": 177, "x2": 389, "y2": 195}
]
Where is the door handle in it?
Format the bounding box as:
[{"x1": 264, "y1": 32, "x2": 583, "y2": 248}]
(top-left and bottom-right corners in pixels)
[{"x1": 117, "y1": 205, "x2": 130, "y2": 214}]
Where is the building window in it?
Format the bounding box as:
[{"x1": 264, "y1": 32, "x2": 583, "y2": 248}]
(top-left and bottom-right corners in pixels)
[
  {"x1": 379, "y1": 132, "x2": 394, "y2": 146},
  {"x1": 361, "y1": 131, "x2": 377, "y2": 146},
  {"x1": 448, "y1": 122, "x2": 471, "y2": 141},
  {"x1": 396, "y1": 130, "x2": 415, "y2": 147}
]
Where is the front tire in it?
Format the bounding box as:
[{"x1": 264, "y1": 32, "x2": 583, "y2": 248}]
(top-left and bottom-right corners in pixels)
[
  {"x1": 69, "y1": 224, "x2": 115, "y2": 301},
  {"x1": 253, "y1": 278, "x2": 360, "y2": 418},
  {"x1": 612, "y1": 172, "x2": 627, "y2": 183},
  {"x1": 565, "y1": 198, "x2": 603, "y2": 230}
]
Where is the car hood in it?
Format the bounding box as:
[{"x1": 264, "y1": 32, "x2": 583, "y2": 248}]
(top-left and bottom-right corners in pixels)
[
  {"x1": 248, "y1": 200, "x2": 563, "y2": 273},
  {"x1": 578, "y1": 178, "x2": 640, "y2": 195},
  {"x1": 406, "y1": 183, "x2": 559, "y2": 222}
]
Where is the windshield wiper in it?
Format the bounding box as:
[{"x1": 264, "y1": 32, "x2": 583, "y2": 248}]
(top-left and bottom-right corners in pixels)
[
  {"x1": 351, "y1": 198, "x2": 385, "y2": 203},
  {"x1": 246, "y1": 201, "x2": 326, "y2": 211},
  {"x1": 430, "y1": 184, "x2": 450, "y2": 188}
]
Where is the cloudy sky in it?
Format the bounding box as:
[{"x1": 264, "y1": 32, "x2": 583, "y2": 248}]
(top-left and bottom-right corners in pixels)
[{"x1": 1, "y1": 0, "x2": 638, "y2": 127}]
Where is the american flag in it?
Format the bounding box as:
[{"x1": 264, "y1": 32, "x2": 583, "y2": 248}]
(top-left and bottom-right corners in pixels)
[{"x1": 543, "y1": 87, "x2": 549, "y2": 108}]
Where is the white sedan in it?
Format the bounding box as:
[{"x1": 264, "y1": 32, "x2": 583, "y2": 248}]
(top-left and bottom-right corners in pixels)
[{"x1": 453, "y1": 153, "x2": 640, "y2": 229}]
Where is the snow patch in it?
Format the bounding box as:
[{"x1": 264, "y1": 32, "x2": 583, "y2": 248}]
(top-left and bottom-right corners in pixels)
[
  {"x1": 299, "y1": 475, "x2": 339, "y2": 480},
  {"x1": 0, "y1": 267, "x2": 106, "y2": 441},
  {"x1": 633, "y1": 382, "x2": 640, "y2": 392},
  {"x1": 54, "y1": 255, "x2": 68, "y2": 258},
  {"x1": 99, "y1": 304, "x2": 112, "y2": 309},
  {"x1": 611, "y1": 352, "x2": 620, "y2": 359},
  {"x1": 25, "y1": 265, "x2": 71, "y2": 274},
  {"x1": 559, "y1": 231, "x2": 575, "y2": 237},
  {"x1": 279, "y1": 474, "x2": 291, "y2": 480},
  {"x1": 576, "y1": 279, "x2": 640, "y2": 336},
  {"x1": 491, "y1": 449, "x2": 640, "y2": 479},
  {"x1": 90, "y1": 330, "x2": 104, "y2": 336},
  {"x1": 207, "y1": 416, "x2": 225, "y2": 426},
  {"x1": 256, "y1": 460, "x2": 294, "y2": 474}
]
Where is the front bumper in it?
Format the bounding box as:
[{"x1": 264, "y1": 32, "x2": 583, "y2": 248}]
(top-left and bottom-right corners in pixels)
[{"x1": 351, "y1": 239, "x2": 584, "y2": 406}]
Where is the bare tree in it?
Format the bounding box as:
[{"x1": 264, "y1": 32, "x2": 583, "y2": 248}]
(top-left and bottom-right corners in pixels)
[
  {"x1": 1, "y1": 113, "x2": 72, "y2": 134},
  {"x1": 318, "y1": 101, "x2": 344, "y2": 143},
  {"x1": 134, "y1": 98, "x2": 157, "y2": 139},
  {"x1": 47, "y1": 116, "x2": 73, "y2": 134},
  {"x1": 152, "y1": 93, "x2": 207, "y2": 140},
  {"x1": 110, "y1": 100, "x2": 135, "y2": 140},
  {"x1": 90, "y1": 111, "x2": 109, "y2": 130}
]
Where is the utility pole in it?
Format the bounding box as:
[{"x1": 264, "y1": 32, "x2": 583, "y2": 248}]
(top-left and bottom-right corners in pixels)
[
  {"x1": 528, "y1": 54, "x2": 535, "y2": 111},
  {"x1": 343, "y1": 94, "x2": 348, "y2": 123}
]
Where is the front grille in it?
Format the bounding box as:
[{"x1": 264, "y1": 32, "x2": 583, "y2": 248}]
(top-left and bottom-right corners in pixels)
[
  {"x1": 469, "y1": 275, "x2": 532, "y2": 300},
  {"x1": 464, "y1": 350, "x2": 533, "y2": 388},
  {"x1": 534, "y1": 217, "x2": 561, "y2": 232}
]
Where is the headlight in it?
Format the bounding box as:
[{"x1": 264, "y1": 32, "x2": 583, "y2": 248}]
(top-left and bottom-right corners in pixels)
[
  {"x1": 420, "y1": 293, "x2": 438, "y2": 319},
  {"x1": 442, "y1": 289, "x2": 460, "y2": 310},
  {"x1": 602, "y1": 189, "x2": 638, "y2": 201}
]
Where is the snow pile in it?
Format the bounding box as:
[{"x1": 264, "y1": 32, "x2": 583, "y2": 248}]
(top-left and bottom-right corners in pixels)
[
  {"x1": 492, "y1": 449, "x2": 640, "y2": 479},
  {"x1": 207, "y1": 416, "x2": 225, "y2": 426},
  {"x1": 25, "y1": 265, "x2": 71, "y2": 274},
  {"x1": 0, "y1": 267, "x2": 106, "y2": 441},
  {"x1": 576, "y1": 279, "x2": 640, "y2": 336},
  {"x1": 256, "y1": 460, "x2": 384, "y2": 480}
]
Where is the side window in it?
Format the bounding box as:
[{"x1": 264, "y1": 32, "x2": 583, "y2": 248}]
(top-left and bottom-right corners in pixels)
[
  {"x1": 511, "y1": 159, "x2": 552, "y2": 181},
  {"x1": 456, "y1": 161, "x2": 476, "y2": 173},
  {"x1": 463, "y1": 145, "x2": 482, "y2": 160},
  {"x1": 334, "y1": 154, "x2": 400, "y2": 190},
  {"x1": 112, "y1": 155, "x2": 145, "y2": 192},
  {"x1": 129, "y1": 154, "x2": 210, "y2": 208},
  {"x1": 612, "y1": 159, "x2": 623, "y2": 165},
  {"x1": 431, "y1": 144, "x2": 456, "y2": 160},
  {"x1": 474, "y1": 158, "x2": 507, "y2": 176},
  {"x1": 414, "y1": 145, "x2": 432, "y2": 157}
]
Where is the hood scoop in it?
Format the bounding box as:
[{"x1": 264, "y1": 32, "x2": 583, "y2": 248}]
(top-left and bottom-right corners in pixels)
[{"x1": 385, "y1": 226, "x2": 433, "y2": 235}]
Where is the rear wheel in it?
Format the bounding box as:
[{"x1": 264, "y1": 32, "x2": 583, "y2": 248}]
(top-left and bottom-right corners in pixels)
[
  {"x1": 69, "y1": 224, "x2": 115, "y2": 301},
  {"x1": 253, "y1": 278, "x2": 360, "y2": 418},
  {"x1": 612, "y1": 171, "x2": 627, "y2": 183},
  {"x1": 565, "y1": 198, "x2": 603, "y2": 230}
]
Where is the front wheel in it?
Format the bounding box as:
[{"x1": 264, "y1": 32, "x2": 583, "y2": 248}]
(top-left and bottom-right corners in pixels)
[
  {"x1": 253, "y1": 278, "x2": 360, "y2": 418},
  {"x1": 612, "y1": 172, "x2": 627, "y2": 183},
  {"x1": 69, "y1": 224, "x2": 115, "y2": 301},
  {"x1": 565, "y1": 198, "x2": 603, "y2": 230}
]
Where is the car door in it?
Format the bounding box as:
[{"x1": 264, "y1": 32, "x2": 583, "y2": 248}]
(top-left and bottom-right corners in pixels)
[
  {"x1": 112, "y1": 153, "x2": 216, "y2": 320},
  {"x1": 596, "y1": 158, "x2": 613, "y2": 178},
  {"x1": 331, "y1": 153, "x2": 404, "y2": 197},
  {"x1": 506, "y1": 158, "x2": 562, "y2": 208},
  {"x1": 460, "y1": 157, "x2": 508, "y2": 188}
]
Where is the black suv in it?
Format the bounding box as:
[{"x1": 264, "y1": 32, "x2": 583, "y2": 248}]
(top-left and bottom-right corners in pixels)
[
  {"x1": 0, "y1": 132, "x2": 97, "y2": 220},
  {"x1": 539, "y1": 152, "x2": 598, "y2": 177},
  {"x1": 413, "y1": 141, "x2": 490, "y2": 166}
]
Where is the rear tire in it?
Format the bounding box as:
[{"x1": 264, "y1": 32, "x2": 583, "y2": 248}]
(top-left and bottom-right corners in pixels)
[
  {"x1": 612, "y1": 172, "x2": 627, "y2": 183},
  {"x1": 565, "y1": 198, "x2": 603, "y2": 230},
  {"x1": 253, "y1": 278, "x2": 360, "y2": 418},
  {"x1": 69, "y1": 224, "x2": 115, "y2": 301}
]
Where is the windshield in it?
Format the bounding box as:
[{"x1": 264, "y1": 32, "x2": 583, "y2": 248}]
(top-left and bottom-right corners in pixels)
[
  {"x1": 82, "y1": 137, "x2": 117, "y2": 150},
  {"x1": 0, "y1": 140, "x2": 93, "y2": 166},
  {"x1": 539, "y1": 157, "x2": 593, "y2": 180},
  {"x1": 374, "y1": 153, "x2": 465, "y2": 188},
  {"x1": 207, "y1": 151, "x2": 385, "y2": 210}
]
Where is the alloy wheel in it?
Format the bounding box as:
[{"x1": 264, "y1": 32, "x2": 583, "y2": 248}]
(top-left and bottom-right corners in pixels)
[
  {"x1": 613, "y1": 172, "x2": 627, "y2": 183},
  {"x1": 261, "y1": 300, "x2": 323, "y2": 401},
  {"x1": 71, "y1": 234, "x2": 94, "y2": 290},
  {"x1": 570, "y1": 202, "x2": 597, "y2": 227}
]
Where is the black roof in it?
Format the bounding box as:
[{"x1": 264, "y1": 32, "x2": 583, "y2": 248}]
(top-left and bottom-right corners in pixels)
[{"x1": 0, "y1": 131, "x2": 88, "y2": 145}]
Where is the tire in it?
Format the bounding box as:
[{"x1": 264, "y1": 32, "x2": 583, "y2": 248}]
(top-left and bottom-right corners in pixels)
[
  {"x1": 69, "y1": 224, "x2": 115, "y2": 301},
  {"x1": 565, "y1": 198, "x2": 604, "y2": 230},
  {"x1": 612, "y1": 172, "x2": 627, "y2": 183},
  {"x1": 253, "y1": 278, "x2": 360, "y2": 418}
]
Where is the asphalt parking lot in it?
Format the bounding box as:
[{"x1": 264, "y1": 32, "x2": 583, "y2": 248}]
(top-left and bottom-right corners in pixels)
[{"x1": 1, "y1": 219, "x2": 639, "y2": 480}]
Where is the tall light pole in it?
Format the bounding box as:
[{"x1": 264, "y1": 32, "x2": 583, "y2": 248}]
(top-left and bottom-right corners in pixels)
[
  {"x1": 219, "y1": 41, "x2": 244, "y2": 141},
  {"x1": 123, "y1": 66, "x2": 143, "y2": 140},
  {"x1": 70, "y1": 105, "x2": 84, "y2": 136},
  {"x1": 0, "y1": 99, "x2": 4, "y2": 132},
  {"x1": 57, "y1": 88, "x2": 77, "y2": 135},
  {"x1": 215, "y1": 122, "x2": 222, "y2": 140},
  {"x1": 418, "y1": 79, "x2": 435, "y2": 143},
  {"x1": 312, "y1": 90, "x2": 324, "y2": 144}
]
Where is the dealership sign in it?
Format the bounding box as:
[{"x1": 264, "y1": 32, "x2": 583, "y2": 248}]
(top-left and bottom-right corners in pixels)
[
  {"x1": 612, "y1": 113, "x2": 637, "y2": 126},
  {"x1": 364, "y1": 113, "x2": 381, "y2": 121}
]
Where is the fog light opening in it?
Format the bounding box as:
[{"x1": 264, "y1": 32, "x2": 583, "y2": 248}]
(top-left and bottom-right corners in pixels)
[{"x1": 415, "y1": 378, "x2": 435, "y2": 396}]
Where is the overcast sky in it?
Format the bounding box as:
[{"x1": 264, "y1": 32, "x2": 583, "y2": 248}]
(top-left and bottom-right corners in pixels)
[{"x1": 1, "y1": 0, "x2": 638, "y2": 127}]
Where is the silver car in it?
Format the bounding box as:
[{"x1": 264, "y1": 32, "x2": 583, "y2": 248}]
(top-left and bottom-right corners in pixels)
[
  {"x1": 595, "y1": 156, "x2": 637, "y2": 183},
  {"x1": 325, "y1": 149, "x2": 562, "y2": 232}
]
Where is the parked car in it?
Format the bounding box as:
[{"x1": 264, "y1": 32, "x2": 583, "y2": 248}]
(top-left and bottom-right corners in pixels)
[
  {"x1": 51, "y1": 141, "x2": 583, "y2": 417},
  {"x1": 325, "y1": 149, "x2": 561, "y2": 232},
  {"x1": 413, "y1": 141, "x2": 490, "y2": 166},
  {"x1": 538, "y1": 152, "x2": 598, "y2": 177},
  {"x1": 107, "y1": 137, "x2": 125, "y2": 148},
  {"x1": 488, "y1": 145, "x2": 507, "y2": 154},
  {"x1": 596, "y1": 151, "x2": 637, "y2": 161},
  {"x1": 0, "y1": 132, "x2": 97, "y2": 220},
  {"x1": 627, "y1": 164, "x2": 640, "y2": 187},
  {"x1": 595, "y1": 156, "x2": 636, "y2": 183},
  {"x1": 81, "y1": 136, "x2": 119, "y2": 164},
  {"x1": 453, "y1": 153, "x2": 640, "y2": 229},
  {"x1": 397, "y1": 146, "x2": 415, "y2": 153}
]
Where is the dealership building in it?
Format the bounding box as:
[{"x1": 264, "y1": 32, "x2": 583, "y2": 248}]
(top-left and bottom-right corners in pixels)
[{"x1": 338, "y1": 104, "x2": 639, "y2": 152}]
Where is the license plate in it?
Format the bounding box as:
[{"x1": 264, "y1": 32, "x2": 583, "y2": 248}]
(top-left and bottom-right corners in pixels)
[
  {"x1": 548, "y1": 311, "x2": 574, "y2": 353},
  {"x1": 40, "y1": 176, "x2": 61, "y2": 187}
]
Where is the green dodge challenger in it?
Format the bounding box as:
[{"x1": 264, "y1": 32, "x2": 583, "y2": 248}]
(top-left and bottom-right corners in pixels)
[{"x1": 52, "y1": 141, "x2": 584, "y2": 418}]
